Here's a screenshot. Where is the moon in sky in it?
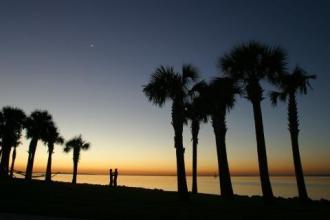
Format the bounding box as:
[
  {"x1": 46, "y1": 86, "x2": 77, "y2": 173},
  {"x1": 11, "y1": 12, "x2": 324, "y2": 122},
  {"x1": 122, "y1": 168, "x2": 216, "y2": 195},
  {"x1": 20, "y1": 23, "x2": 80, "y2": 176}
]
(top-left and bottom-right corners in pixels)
[{"x1": 90, "y1": 43, "x2": 94, "y2": 48}]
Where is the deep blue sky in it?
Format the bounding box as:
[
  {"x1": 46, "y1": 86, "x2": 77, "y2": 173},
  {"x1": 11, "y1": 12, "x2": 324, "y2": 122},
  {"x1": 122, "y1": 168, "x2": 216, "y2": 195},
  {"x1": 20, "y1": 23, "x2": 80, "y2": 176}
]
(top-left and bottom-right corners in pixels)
[{"x1": 0, "y1": 0, "x2": 329, "y2": 175}]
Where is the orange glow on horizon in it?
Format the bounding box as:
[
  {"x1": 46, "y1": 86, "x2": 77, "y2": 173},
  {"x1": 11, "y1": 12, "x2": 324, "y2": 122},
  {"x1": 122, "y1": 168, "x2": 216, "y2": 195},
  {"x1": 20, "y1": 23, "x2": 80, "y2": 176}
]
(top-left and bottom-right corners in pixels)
[{"x1": 13, "y1": 163, "x2": 330, "y2": 176}]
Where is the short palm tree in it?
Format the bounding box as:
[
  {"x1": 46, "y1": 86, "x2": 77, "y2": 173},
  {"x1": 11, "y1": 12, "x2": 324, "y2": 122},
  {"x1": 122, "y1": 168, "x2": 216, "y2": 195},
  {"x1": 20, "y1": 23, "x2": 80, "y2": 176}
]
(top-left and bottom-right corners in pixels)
[
  {"x1": 24, "y1": 110, "x2": 54, "y2": 180},
  {"x1": 0, "y1": 111, "x2": 2, "y2": 159},
  {"x1": 0, "y1": 111, "x2": 3, "y2": 167},
  {"x1": 194, "y1": 78, "x2": 240, "y2": 198},
  {"x1": 186, "y1": 82, "x2": 208, "y2": 194},
  {"x1": 221, "y1": 41, "x2": 286, "y2": 200},
  {"x1": 270, "y1": 66, "x2": 316, "y2": 200},
  {"x1": 44, "y1": 122, "x2": 64, "y2": 182},
  {"x1": 9, "y1": 139, "x2": 21, "y2": 178},
  {"x1": 64, "y1": 135, "x2": 90, "y2": 184},
  {"x1": 0, "y1": 106, "x2": 26, "y2": 178},
  {"x1": 143, "y1": 64, "x2": 199, "y2": 199}
]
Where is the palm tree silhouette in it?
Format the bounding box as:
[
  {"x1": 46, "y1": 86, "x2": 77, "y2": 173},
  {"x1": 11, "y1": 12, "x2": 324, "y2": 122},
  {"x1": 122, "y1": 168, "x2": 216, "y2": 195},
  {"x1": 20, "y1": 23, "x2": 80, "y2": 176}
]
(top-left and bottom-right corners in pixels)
[
  {"x1": 9, "y1": 140, "x2": 21, "y2": 178},
  {"x1": 64, "y1": 135, "x2": 90, "y2": 184},
  {"x1": 210, "y1": 78, "x2": 241, "y2": 198},
  {"x1": 143, "y1": 65, "x2": 199, "y2": 199},
  {"x1": 0, "y1": 106, "x2": 26, "y2": 178},
  {"x1": 193, "y1": 78, "x2": 240, "y2": 198},
  {"x1": 0, "y1": 111, "x2": 2, "y2": 161},
  {"x1": 186, "y1": 82, "x2": 208, "y2": 194},
  {"x1": 24, "y1": 110, "x2": 53, "y2": 180},
  {"x1": 221, "y1": 41, "x2": 286, "y2": 200},
  {"x1": 270, "y1": 66, "x2": 316, "y2": 200},
  {"x1": 43, "y1": 122, "x2": 64, "y2": 182}
]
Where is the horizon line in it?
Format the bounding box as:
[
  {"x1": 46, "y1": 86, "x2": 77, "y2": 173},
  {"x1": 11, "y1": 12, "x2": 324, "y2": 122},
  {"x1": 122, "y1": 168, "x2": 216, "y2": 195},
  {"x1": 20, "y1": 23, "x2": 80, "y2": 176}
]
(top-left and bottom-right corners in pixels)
[{"x1": 27, "y1": 172, "x2": 330, "y2": 177}]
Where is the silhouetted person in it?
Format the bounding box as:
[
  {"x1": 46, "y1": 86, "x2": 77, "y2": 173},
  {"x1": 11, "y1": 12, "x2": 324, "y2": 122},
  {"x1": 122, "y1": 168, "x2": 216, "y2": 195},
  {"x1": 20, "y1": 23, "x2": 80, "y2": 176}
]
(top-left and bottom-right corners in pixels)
[
  {"x1": 109, "y1": 169, "x2": 113, "y2": 187},
  {"x1": 114, "y1": 168, "x2": 118, "y2": 187}
]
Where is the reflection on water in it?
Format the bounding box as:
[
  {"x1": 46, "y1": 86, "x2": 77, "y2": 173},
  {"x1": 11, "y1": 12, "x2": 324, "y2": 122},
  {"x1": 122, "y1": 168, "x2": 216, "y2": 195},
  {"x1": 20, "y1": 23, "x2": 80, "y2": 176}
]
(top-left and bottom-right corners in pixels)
[{"x1": 38, "y1": 174, "x2": 330, "y2": 200}]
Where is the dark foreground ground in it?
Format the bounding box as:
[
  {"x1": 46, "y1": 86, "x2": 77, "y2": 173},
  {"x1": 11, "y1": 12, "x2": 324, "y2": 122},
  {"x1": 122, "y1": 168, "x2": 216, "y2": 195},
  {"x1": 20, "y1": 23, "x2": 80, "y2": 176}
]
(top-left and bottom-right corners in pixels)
[{"x1": 0, "y1": 179, "x2": 329, "y2": 220}]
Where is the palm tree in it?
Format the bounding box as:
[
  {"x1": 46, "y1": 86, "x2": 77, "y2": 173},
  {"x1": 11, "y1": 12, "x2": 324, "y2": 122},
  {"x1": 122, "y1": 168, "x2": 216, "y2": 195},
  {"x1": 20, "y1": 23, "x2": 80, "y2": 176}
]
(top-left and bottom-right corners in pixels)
[
  {"x1": 221, "y1": 41, "x2": 286, "y2": 200},
  {"x1": 270, "y1": 66, "x2": 316, "y2": 200},
  {"x1": 64, "y1": 135, "x2": 90, "y2": 184},
  {"x1": 0, "y1": 107, "x2": 26, "y2": 178},
  {"x1": 210, "y1": 78, "x2": 241, "y2": 198},
  {"x1": 43, "y1": 122, "x2": 64, "y2": 182},
  {"x1": 143, "y1": 65, "x2": 199, "y2": 199},
  {"x1": 24, "y1": 110, "x2": 53, "y2": 180},
  {"x1": 0, "y1": 111, "x2": 3, "y2": 164},
  {"x1": 193, "y1": 78, "x2": 240, "y2": 198},
  {"x1": 9, "y1": 140, "x2": 21, "y2": 178},
  {"x1": 186, "y1": 82, "x2": 208, "y2": 194}
]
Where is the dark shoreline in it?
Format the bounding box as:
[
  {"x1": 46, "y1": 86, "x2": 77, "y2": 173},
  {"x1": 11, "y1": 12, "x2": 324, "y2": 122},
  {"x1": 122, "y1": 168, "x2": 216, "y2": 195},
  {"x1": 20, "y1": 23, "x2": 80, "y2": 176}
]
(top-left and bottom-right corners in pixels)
[{"x1": 1, "y1": 179, "x2": 329, "y2": 219}]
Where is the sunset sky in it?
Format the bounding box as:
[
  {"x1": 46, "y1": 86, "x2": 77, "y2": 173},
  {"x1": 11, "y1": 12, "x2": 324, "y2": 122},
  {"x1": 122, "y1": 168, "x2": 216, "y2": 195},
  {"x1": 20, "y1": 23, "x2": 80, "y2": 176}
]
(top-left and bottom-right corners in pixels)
[{"x1": 0, "y1": 0, "x2": 329, "y2": 176}]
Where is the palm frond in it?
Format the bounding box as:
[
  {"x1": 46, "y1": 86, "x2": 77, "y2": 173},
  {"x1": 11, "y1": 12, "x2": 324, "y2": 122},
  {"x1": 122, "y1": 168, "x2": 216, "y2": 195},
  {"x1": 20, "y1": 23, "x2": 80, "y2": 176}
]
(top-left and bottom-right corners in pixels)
[
  {"x1": 274, "y1": 66, "x2": 316, "y2": 97},
  {"x1": 220, "y1": 41, "x2": 287, "y2": 84},
  {"x1": 63, "y1": 145, "x2": 72, "y2": 153},
  {"x1": 189, "y1": 80, "x2": 208, "y2": 96},
  {"x1": 56, "y1": 136, "x2": 65, "y2": 145},
  {"x1": 269, "y1": 91, "x2": 281, "y2": 106},
  {"x1": 182, "y1": 64, "x2": 199, "y2": 84},
  {"x1": 65, "y1": 135, "x2": 90, "y2": 152},
  {"x1": 82, "y1": 142, "x2": 90, "y2": 150},
  {"x1": 209, "y1": 77, "x2": 240, "y2": 112},
  {"x1": 142, "y1": 65, "x2": 177, "y2": 106}
]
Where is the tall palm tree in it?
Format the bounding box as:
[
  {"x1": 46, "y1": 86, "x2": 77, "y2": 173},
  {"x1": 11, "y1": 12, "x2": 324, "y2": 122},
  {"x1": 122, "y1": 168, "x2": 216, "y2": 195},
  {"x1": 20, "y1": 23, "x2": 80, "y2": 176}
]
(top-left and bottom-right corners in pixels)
[
  {"x1": 9, "y1": 140, "x2": 21, "y2": 178},
  {"x1": 270, "y1": 66, "x2": 316, "y2": 200},
  {"x1": 0, "y1": 107, "x2": 26, "y2": 178},
  {"x1": 186, "y1": 82, "x2": 208, "y2": 194},
  {"x1": 143, "y1": 65, "x2": 199, "y2": 199},
  {"x1": 24, "y1": 110, "x2": 53, "y2": 180},
  {"x1": 43, "y1": 122, "x2": 64, "y2": 182},
  {"x1": 221, "y1": 41, "x2": 286, "y2": 200},
  {"x1": 64, "y1": 135, "x2": 90, "y2": 184}
]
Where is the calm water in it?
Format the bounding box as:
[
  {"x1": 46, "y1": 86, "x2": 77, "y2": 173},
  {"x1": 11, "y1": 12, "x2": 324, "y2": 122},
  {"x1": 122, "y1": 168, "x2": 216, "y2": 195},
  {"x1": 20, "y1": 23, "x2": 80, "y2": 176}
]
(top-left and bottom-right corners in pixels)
[{"x1": 35, "y1": 174, "x2": 330, "y2": 200}]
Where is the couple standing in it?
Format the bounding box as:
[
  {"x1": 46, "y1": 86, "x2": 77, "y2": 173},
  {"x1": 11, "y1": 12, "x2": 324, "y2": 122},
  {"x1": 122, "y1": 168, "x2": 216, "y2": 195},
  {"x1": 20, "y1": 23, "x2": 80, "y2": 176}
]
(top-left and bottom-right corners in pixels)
[{"x1": 109, "y1": 168, "x2": 118, "y2": 187}]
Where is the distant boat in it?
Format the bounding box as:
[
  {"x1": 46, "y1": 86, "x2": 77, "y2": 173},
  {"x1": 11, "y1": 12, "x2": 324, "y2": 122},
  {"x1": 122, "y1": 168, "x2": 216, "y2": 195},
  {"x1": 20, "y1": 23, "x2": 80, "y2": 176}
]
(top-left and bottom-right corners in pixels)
[{"x1": 213, "y1": 172, "x2": 218, "y2": 178}]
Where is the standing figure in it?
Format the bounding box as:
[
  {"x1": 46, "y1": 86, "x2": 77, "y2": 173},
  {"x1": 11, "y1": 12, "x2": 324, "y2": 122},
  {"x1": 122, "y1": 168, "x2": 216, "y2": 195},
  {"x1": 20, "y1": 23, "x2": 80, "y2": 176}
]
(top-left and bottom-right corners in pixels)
[
  {"x1": 114, "y1": 168, "x2": 118, "y2": 187},
  {"x1": 109, "y1": 169, "x2": 113, "y2": 187}
]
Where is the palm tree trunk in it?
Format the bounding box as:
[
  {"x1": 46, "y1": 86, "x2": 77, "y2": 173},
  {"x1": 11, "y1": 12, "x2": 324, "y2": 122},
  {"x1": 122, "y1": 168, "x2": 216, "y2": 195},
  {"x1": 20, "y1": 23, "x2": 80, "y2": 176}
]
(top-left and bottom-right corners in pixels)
[
  {"x1": 212, "y1": 112, "x2": 234, "y2": 198},
  {"x1": 172, "y1": 101, "x2": 189, "y2": 200},
  {"x1": 288, "y1": 93, "x2": 308, "y2": 200},
  {"x1": 45, "y1": 144, "x2": 54, "y2": 182},
  {"x1": 0, "y1": 143, "x2": 11, "y2": 178},
  {"x1": 252, "y1": 100, "x2": 273, "y2": 200},
  {"x1": 72, "y1": 159, "x2": 78, "y2": 184},
  {"x1": 191, "y1": 119, "x2": 200, "y2": 194},
  {"x1": 25, "y1": 137, "x2": 38, "y2": 180},
  {"x1": 9, "y1": 147, "x2": 17, "y2": 178}
]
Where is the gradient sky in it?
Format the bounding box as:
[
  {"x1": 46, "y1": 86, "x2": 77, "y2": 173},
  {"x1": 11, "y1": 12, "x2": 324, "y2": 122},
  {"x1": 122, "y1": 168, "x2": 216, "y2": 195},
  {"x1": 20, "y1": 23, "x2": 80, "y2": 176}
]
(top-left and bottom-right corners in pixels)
[{"x1": 0, "y1": 0, "x2": 329, "y2": 176}]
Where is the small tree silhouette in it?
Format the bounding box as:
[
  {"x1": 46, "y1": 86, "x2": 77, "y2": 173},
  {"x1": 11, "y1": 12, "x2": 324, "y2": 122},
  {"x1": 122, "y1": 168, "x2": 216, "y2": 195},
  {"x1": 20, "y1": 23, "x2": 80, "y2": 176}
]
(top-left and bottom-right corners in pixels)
[
  {"x1": 143, "y1": 64, "x2": 199, "y2": 200},
  {"x1": 64, "y1": 135, "x2": 90, "y2": 184},
  {"x1": 0, "y1": 106, "x2": 26, "y2": 178},
  {"x1": 25, "y1": 110, "x2": 54, "y2": 180},
  {"x1": 270, "y1": 66, "x2": 316, "y2": 200},
  {"x1": 43, "y1": 122, "x2": 64, "y2": 182}
]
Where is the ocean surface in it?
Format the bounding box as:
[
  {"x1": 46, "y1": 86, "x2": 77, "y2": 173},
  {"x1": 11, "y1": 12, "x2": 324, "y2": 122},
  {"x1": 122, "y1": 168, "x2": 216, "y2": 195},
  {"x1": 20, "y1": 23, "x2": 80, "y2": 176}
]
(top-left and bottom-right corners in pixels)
[{"x1": 33, "y1": 174, "x2": 330, "y2": 200}]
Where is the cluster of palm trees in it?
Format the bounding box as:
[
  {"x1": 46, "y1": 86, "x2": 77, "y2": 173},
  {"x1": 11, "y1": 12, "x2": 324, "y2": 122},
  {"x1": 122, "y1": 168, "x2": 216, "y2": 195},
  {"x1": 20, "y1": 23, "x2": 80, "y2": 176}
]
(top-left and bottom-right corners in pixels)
[
  {"x1": 0, "y1": 109, "x2": 90, "y2": 184},
  {"x1": 143, "y1": 41, "x2": 316, "y2": 201}
]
